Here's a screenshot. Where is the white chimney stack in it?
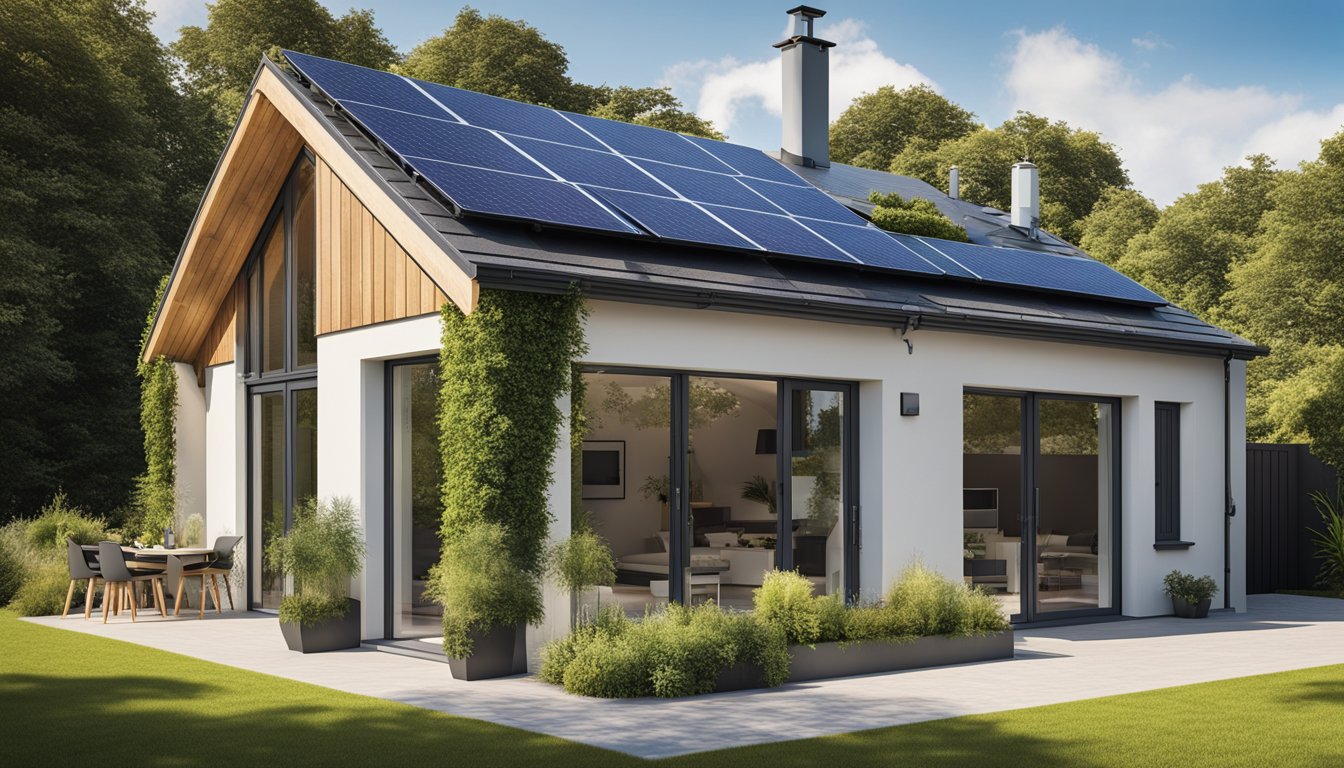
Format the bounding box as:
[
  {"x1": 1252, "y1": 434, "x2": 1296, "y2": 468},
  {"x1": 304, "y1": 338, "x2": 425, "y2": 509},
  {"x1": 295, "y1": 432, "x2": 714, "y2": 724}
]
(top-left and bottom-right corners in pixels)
[
  {"x1": 1011, "y1": 161, "x2": 1039, "y2": 233},
  {"x1": 948, "y1": 165, "x2": 960, "y2": 200},
  {"x1": 776, "y1": 6, "x2": 834, "y2": 168}
]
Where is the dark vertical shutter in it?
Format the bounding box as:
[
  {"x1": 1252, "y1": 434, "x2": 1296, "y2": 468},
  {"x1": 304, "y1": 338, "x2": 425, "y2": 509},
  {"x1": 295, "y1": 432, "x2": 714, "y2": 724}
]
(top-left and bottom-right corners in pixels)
[{"x1": 1154, "y1": 402, "x2": 1180, "y2": 541}]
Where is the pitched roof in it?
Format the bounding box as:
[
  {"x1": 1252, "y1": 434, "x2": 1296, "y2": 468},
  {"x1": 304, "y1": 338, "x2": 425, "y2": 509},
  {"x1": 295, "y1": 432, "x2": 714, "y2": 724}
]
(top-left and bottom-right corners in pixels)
[{"x1": 260, "y1": 57, "x2": 1266, "y2": 359}]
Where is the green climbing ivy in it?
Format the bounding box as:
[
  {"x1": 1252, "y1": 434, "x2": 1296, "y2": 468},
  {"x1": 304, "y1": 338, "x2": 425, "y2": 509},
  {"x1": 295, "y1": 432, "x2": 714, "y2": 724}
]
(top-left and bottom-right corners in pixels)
[
  {"x1": 136, "y1": 274, "x2": 178, "y2": 544},
  {"x1": 437, "y1": 286, "x2": 587, "y2": 646}
]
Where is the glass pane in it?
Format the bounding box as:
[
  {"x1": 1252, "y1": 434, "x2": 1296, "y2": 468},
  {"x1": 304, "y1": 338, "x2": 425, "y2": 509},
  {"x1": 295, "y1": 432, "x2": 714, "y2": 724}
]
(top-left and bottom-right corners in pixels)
[
  {"x1": 790, "y1": 388, "x2": 844, "y2": 597},
  {"x1": 1036, "y1": 400, "x2": 1113, "y2": 614},
  {"x1": 390, "y1": 364, "x2": 443, "y2": 638},
  {"x1": 261, "y1": 222, "x2": 286, "y2": 374},
  {"x1": 293, "y1": 388, "x2": 318, "y2": 509},
  {"x1": 253, "y1": 392, "x2": 286, "y2": 609},
  {"x1": 246, "y1": 265, "x2": 260, "y2": 376},
  {"x1": 581, "y1": 372, "x2": 672, "y2": 617},
  {"x1": 687, "y1": 376, "x2": 772, "y2": 610},
  {"x1": 963, "y1": 393, "x2": 1022, "y2": 619},
  {"x1": 293, "y1": 162, "x2": 317, "y2": 368}
]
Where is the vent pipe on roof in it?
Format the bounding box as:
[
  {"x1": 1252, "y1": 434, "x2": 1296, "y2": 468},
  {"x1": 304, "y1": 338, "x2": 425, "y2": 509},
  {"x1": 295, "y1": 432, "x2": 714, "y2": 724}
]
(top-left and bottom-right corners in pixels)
[
  {"x1": 1011, "y1": 161, "x2": 1039, "y2": 236},
  {"x1": 948, "y1": 165, "x2": 960, "y2": 200},
  {"x1": 776, "y1": 6, "x2": 834, "y2": 168}
]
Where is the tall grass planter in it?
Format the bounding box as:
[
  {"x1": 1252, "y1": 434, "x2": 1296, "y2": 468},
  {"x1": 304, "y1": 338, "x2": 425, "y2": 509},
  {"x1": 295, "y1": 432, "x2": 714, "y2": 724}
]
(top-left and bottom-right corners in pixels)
[
  {"x1": 268, "y1": 498, "x2": 366, "y2": 653},
  {"x1": 436, "y1": 287, "x2": 586, "y2": 672}
]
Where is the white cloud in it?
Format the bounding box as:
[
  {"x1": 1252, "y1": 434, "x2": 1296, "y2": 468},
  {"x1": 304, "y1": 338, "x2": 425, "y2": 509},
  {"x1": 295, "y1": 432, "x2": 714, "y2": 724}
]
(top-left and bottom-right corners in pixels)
[
  {"x1": 1005, "y1": 27, "x2": 1344, "y2": 205},
  {"x1": 142, "y1": 0, "x2": 208, "y2": 42},
  {"x1": 662, "y1": 18, "x2": 935, "y2": 143},
  {"x1": 1130, "y1": 34, "x2": 1169, "y2": 51}
]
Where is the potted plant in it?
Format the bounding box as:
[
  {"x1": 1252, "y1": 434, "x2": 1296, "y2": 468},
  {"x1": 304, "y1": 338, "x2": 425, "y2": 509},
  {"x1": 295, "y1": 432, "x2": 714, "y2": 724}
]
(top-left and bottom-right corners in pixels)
[
  {"x1": 740, "y1": 475, "x2": 777, "y2": 516},
  {"x1": 427, "y1": 521, "x2": 543, "y2": 680},
  {"x1": 1162, "y1": 569, "x2": 1217, "y2": 618},
  {"x1": 267, "y1": 497, "x2": 366, "y2": 653},
  {"x1": 546, "y1": 529, "x2": 616, "y2": 623}
]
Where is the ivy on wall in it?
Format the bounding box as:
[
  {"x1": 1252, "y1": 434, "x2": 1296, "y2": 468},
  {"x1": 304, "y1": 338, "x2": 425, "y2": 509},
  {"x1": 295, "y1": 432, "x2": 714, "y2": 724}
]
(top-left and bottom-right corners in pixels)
[
  {"x1": 136, "y1": 275, "x2": 178, "y2": 544},
  {"x1": 569, "y1": 366, "x2": 590, "y2": 533},
  {"x1": 438, "y1": 286, "x2": 587, "y2": 577}
]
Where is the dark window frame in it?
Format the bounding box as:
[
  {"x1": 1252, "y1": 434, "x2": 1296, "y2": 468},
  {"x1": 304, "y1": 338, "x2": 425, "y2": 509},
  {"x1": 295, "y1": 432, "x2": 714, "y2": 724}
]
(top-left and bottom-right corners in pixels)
[{"x1": 1153, "y1": 401, "x2": 1193, "y2": 549}]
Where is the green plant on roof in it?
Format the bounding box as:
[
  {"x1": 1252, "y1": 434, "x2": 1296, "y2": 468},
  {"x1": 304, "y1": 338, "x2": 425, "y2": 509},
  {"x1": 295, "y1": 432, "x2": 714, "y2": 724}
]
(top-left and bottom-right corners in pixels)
[{"x1": 869, "y1": 191, "x2": 969, "y2": 242}]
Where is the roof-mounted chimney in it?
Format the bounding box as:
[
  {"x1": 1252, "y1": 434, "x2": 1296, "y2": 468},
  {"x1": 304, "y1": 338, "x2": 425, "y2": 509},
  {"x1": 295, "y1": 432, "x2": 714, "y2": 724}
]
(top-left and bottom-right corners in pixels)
[
  {"x1": 775, "y1": 6, "x2": 834, "y2": 168},
  {"x1": 948, "y1": 165, "x2": 960, "y2": 200},
  {"x1": 1011, "y1": 161, "x2": 1039, "y2": 235}
]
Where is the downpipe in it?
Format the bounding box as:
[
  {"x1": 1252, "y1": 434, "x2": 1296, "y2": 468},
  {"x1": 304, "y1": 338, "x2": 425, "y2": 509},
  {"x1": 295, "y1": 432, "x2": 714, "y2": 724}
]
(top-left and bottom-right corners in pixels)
[{"x1": 1223, "y1": 355, "x2": 1236, "y2": 610}]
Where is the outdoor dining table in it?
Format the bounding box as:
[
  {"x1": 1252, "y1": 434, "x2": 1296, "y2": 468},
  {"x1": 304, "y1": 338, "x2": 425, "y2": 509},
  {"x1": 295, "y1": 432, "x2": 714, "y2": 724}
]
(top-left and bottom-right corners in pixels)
[{"x1": 82, "y1": 545, "x2": 216, "y2": 610}]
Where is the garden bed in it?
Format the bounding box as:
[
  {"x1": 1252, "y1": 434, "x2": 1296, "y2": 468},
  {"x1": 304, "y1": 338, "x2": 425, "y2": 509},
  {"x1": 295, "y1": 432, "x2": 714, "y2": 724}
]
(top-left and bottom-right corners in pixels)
[{"x1": 716, "y1": 631, "x2": 1014, "y2": 691}]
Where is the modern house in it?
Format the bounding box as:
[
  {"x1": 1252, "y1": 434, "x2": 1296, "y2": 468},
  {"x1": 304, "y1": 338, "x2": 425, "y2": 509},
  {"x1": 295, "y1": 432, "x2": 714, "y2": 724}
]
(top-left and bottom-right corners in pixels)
[{"x1": 146, "y1": 7, "x2": 1265, "y2": 661}]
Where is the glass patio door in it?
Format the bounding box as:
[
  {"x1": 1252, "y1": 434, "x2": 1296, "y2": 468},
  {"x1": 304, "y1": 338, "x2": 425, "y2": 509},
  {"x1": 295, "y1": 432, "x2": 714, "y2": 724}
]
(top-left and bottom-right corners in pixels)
[
  {"x1": 249, "y1": 381, "x2": 317, "y2": 609},
  {"x1": 778, "y1": 381, "x2": 858, "y2": 601},
  {"x1": 386, "y1": 359, "x2": 443, "y2": 638}
]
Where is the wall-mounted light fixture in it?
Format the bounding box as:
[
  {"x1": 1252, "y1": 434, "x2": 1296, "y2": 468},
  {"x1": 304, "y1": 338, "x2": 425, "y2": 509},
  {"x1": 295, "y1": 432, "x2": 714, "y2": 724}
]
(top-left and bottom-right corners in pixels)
[{"x1": 900, "y1": 393, "x2": 920, "y2": 416}]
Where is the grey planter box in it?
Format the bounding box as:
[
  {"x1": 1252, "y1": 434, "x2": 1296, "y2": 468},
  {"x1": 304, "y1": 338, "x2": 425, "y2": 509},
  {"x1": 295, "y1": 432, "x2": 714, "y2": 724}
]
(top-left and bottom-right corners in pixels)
[
  {"x1": 716, "y1": 631, "x2": 1014, "y2": 692},
  {"x1": 280, "y1": 598, "x2": 362, "y2": 653},
  {"x1": 1171, "y1": 596, "x2": 1212, "y2": 618},
  {"x1": 447, "y1": 624, "x2": 527, "y2": 681}
]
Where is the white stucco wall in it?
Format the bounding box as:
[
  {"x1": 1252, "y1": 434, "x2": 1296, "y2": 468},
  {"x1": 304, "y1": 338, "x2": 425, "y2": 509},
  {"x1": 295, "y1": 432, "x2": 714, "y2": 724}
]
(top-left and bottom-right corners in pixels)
[
  {"x1": 202, "y1": 362, "x2": 245, "y2": 604},
  {"x1": 174, "y1": 363, "x2": 208, "y2": 526}
]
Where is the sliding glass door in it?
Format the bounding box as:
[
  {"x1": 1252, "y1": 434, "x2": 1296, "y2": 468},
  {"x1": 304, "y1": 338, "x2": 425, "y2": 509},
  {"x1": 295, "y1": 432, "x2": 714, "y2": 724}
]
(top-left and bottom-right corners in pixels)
[
  {"x1": 386, "y1": 359, "x2": 444, "y2": 638},
  {"x1": 249, "y1": 381, "x2": 317, "y2": 609},
  {"x1": 963, "y1": 390, "x2": 1119, "y2": 622}
]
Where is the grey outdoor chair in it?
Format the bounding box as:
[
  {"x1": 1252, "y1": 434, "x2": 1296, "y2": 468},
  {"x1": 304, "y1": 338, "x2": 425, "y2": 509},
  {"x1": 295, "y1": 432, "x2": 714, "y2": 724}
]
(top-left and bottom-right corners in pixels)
[
  {"x1": 97, "y1": 541, "x2": 166, "y2": 623},
  {"x1": 171, "y1": 535, "x2": 243, "y2": 619},
  {"x1": 63, "y1": 538, "x2": 102, "y2": 620}
]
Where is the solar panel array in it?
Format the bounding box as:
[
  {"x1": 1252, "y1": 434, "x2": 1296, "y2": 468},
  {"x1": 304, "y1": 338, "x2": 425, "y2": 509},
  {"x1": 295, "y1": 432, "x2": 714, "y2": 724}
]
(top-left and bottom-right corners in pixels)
[{"x1": 283, "y1": 51, "x2": 1167, "y2": 307}]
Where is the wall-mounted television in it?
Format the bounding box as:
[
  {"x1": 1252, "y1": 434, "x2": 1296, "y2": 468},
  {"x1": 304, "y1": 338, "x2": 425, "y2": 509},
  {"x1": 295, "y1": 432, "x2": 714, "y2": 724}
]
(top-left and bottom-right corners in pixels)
[
  {"x1": 963, "y1": 488, "x2": 999, "y2": 529},
  {"x1": 581, "y1": 440, "x2": 625, "y2": 499}
]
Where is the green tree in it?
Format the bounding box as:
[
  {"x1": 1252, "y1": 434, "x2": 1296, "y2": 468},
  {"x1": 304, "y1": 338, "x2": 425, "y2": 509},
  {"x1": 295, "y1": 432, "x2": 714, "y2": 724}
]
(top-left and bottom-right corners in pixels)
[
  {"x1": 403, "y1": 7, "x2": 721, "y2": 138},
  {"x1": 1222, "y1": 135, "x2": 1344, "y2": 465},
  {"x1": 1077, "y1": 187, "x2": 1159, "y2": 266},
  {"x1": 891, "y1": 112, "x2": 1130, "y2": 243},
  {"x1": 868, "y1": 192, "x2": 968, "y2": 241},
  {"x1": 1118, "y1": 155, "x2": 1280, "y2": 317},
  {"x1": 173, "y1": 0, "x2": 398, "y2": 143},
  {"x1": 0, "y1": 0, "x2": 201, "y2": 521},
  {"x1": 829, "y1": 85, "x2": 977, "y2": 170}
]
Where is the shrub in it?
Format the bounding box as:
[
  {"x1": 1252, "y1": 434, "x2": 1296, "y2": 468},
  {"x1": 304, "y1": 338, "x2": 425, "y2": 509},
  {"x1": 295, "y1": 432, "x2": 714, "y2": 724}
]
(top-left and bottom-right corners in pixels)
[
  {"x1": 886, "y1": 562, "x2": 968, "y2": 636},
  {"x1": 753, "y1": 570, "x2": 824, "y2": 645},
  {"x1": 266, "y1": 497, "x2": 365, "y2": 626},
  {"x1": 25, "y1": 493, "x2": 107, "y2": 549},
  {"x1": 546, "y1": 531, "x2": 615, "y2": 594},
  {"x1": 1162, "y1": 570, "x2": 1218, "y2": 604},
  {"x1": 869, "y1": 191, "x2": 970, "y2": 241},
  {"x1": 842, "y1": 603, "x2": 912, "y2": 643},
  {"x1": 11, "y1": 554, "x2": 72, "y2": 617},
  {"x1": 541, "y1": 602, "x2": 788, "y2": 698},
  {"x1": 1309, "y1": 489, "x2": 1344, "y2": 595},
  {"x1": 426, "y1": 521, "x2": 544, "y2": 658},
  {"x1": 0, "y1": 521, "x2": 33, "y2": 606}
]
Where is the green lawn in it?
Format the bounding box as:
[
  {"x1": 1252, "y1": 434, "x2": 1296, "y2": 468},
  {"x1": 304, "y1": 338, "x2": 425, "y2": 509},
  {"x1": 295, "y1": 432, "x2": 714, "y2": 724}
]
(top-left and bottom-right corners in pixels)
[{"x1": 2, "y1": 610, "x2": 1342, "y2": 767}]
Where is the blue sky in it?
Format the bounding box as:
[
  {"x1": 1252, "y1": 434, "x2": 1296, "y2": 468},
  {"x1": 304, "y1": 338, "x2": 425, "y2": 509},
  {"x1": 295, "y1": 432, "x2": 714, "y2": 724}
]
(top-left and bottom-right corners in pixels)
[{"x1": 146, "y1": 1, "x2": 1344, "y2": 205}]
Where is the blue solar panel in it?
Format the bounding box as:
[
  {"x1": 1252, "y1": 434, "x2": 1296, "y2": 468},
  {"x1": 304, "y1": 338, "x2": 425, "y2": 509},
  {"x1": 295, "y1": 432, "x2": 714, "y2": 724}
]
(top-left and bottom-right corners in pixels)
[
  {"x1": 704, "y1": 206, "x2": 856, "y2": 263},
  {"x1": 683, "y1": 136, "x2": 807, "y2": 186},
  {"x1": 635, "y1": 161, "x2": 781, "y2": 213},
  {"x1": 414, "y1": 81, "x2": 607, "y2": 151},
  {"x1": 563, "y1": 111, "x2": 736, "y2": 173},
  {"x1": 341, "y1": 102, "x2": 548, "y2": 177},
  {"x1": 286, "y1": 51, "x2": 444, "y2": 118},
  {"x1": 415, "y1": 160, "x2": 640, "y2": 234},
  {"x1": 919, "y1": 239, "x2": 1167, "y2": 305},
  {"x1": 508, "y1": 137, "x2": 671, "y2": 197},
  {"x1": 739, "y1": 177, "x2": 862, "y2": 223},
  {"x1": 886, "y1": 235, "x2": 981, "y2": 280},
  {"x1": 802, "y1": 221, "x2": 945, "y2": 276},
  {"x1": 590, "y1": 189, "x2": 758, "y2": 249}
]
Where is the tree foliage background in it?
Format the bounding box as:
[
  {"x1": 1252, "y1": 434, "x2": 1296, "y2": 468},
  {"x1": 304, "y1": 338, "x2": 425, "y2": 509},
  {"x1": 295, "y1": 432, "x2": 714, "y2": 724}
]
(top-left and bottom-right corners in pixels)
[{"x1": 1, "y1": 0, "x2": 1343, "y2": 530}]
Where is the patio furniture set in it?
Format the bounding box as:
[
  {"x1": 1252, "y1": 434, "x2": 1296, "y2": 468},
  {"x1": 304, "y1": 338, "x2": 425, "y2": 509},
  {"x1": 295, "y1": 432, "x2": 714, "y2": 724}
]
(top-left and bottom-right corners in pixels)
[{"x1": 61, "y1": 536, "x2": 242, "y2": 623}]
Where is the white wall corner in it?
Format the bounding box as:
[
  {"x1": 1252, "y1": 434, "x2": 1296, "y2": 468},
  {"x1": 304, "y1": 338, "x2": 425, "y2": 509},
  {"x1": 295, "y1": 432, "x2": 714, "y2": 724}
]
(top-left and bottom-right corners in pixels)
[
  {"x1": 173, "y1": 362, "x2": 208, "y2": 525},
  {"x1": 529, "y1": 392, "x2": 574, "y2": 672},
  {"x1": 1229, "y1": 359, "x2": 1249, "y2": 612}
]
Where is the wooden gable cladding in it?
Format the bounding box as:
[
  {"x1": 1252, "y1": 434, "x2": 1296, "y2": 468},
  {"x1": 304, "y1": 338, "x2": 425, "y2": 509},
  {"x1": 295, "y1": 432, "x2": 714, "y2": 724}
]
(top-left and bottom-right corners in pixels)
[
  {"x1": 193, "y1": 279, "x2": 241, "y2": 383},
  {"x1": 316, "y1": 160, "x2": 447, "y2": 334},
  {"x1": 145, "y1": 91, "x2": 304, "y2": 363}
]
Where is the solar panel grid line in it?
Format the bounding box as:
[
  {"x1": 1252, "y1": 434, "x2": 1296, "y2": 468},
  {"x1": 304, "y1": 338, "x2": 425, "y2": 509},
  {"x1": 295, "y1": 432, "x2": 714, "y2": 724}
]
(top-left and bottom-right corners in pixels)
[
  {"x1": 788, "y1": 219, "x2": 864, "y2": 264},
  {"x1": 584, "y1": 187, "x2": 762, "y2": 250},
  {"x1": 796, "y1": 219, "x2": 946, "y2": 274},
  {"x1": 692, "y1": 201, "x2": 767, "y2": 251},
  {"x1": 882, "y1": 235, "x2": 952, "y2": 274},
  {"x1": 910, "y1": 236, "x2": 983, "y2": 280},
  {"x1": 400, "y1": 75, "x2": 466, "y2": 123},
  {"x1": 490, "y1": 131, "x2": 565, "y2": 182}
]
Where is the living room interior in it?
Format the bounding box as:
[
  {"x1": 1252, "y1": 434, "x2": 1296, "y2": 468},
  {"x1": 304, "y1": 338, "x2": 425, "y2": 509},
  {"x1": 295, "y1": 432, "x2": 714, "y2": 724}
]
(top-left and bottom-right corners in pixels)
[{"x1": 580, "y1": 371, "x2": 844, "y2": 615}]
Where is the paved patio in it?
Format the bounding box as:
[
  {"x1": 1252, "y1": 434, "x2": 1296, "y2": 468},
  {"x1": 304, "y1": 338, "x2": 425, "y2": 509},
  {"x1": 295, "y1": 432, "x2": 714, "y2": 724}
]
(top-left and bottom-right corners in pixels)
[{"x1": 25, "y1": 594, "x2": 1344, "y2": 759}]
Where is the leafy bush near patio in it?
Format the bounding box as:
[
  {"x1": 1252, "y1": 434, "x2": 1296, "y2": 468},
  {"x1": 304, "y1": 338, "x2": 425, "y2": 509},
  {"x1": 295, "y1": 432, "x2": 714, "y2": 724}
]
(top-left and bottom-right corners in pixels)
[
  {"x1": 1, "y1": 496, "x2": 110, "y2": 616},
  {"x1": 546, "y1": 530, "x2": 616, "y2": 594},
  {"x1": 539, "y1": 603, "x2": 790, "y2": 698},
  {"x1": 25, "y1": 493, "x2": 108, "y2": 549},
  {"x1": 1309, "y1": 489, "x2": 1344, "y2": 595},
  {"x1": 425, "y1": 521, "x2": 543, "y2": 658},
  {"x1": 11, "y1": 557, "x2": 72, "y2": 617},
  {"x1": 541, "y1": 565, "x2": 1008, "y2": 697},
  {"x1": 267, "y1": 497, "x2": 365, "y2": 626},
  {"x1": 1162, "y1": 570, "x2": 1219, "y2": 604},
  {"x1": 0, "y1": 522, "x2": 34, "y2": 606}
]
